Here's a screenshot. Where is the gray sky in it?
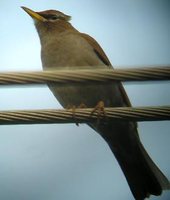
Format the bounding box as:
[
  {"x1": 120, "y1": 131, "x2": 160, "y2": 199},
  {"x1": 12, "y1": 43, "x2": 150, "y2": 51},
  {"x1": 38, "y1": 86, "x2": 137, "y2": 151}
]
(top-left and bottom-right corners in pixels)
[{"x1": 0, "y1": 0, "x2": 170, "y2": 200}]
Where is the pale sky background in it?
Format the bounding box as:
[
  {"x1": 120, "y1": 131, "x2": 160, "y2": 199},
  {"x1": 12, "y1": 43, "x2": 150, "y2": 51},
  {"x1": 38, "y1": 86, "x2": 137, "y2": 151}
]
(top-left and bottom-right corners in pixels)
[{"x1": 0, "y1": 0, "x2": 170, "y2": 200}]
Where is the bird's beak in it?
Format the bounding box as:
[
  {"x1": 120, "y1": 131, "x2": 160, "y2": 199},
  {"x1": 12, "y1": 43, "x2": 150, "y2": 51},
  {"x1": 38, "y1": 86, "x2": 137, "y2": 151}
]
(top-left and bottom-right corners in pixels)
[{"x1": 21, "y1": 6, "x2": 47, "y2": 22}]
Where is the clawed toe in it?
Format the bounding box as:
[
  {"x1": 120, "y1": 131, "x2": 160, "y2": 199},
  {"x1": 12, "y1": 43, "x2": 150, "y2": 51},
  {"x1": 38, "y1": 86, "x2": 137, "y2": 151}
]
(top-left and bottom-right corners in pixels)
[
  {"x1": 90, "y1": 101, "x2": 106, "y2": 125},
  {"x1": 66, "y1": 103, "x2": 87, "y2": 126}
]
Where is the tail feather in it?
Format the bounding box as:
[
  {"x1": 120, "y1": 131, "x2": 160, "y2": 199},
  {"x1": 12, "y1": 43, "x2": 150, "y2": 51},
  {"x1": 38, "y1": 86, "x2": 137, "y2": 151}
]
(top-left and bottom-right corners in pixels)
[
  {"x1": 90, "y1": 121, "x2": 170, "y2": 200},
  {"x1": 112, "y1": 139, "x2": 170, "y2": 199}
]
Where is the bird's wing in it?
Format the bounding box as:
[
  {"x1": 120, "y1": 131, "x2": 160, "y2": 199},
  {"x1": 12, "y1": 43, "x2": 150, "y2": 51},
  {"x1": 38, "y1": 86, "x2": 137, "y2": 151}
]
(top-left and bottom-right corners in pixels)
[
  {"x1": 81, "y1": 33, "x2": 111, "y2": 66},
  {"x1": 81, "y1": 33, "x2": 132, "y2": 107}
]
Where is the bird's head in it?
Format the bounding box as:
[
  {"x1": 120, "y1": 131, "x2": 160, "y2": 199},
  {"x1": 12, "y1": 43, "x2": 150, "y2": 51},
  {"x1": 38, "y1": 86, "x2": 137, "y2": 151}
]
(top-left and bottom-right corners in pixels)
[
  {"x1": 21, "y1": 6, "x2": 73, "y2": 39},
  {"x1": 21, "y1": 7, "x2": 71, "y2": 23}
]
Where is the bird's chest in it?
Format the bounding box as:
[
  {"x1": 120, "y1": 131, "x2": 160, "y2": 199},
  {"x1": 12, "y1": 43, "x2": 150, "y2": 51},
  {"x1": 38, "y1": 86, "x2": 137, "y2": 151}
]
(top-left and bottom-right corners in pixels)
[{"x1": 41, "y1": 33, "x2": 100, "y2": 68}]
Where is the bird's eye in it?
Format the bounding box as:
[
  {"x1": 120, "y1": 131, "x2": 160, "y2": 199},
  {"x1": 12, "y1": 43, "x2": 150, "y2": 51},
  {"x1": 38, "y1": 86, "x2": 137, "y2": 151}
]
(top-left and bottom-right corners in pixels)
[{"x1": 50, "y1": 15, "x2": 58, "y2": 20}]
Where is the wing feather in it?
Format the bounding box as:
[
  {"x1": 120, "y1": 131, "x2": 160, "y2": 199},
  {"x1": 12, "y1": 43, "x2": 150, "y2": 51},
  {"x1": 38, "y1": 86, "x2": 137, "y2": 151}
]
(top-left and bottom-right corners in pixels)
[{"x1": 81, "y1": 33, "x2": 132, "y2": 107}]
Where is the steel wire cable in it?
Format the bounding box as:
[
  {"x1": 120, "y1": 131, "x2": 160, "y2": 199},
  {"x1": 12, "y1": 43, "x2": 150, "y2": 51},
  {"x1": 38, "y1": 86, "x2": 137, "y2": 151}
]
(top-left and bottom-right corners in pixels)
[
  {"x1": 0, "y1": 106, "x2": 169, "y2": 125},
  {"x1": 0, "y1": 67, "x2": 169, "y2": 85}
]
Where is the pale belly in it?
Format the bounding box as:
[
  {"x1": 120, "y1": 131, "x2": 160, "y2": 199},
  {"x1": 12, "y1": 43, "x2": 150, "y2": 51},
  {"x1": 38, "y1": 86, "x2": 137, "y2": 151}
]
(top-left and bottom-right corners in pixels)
[{"x1": 48, "y1": 81, "x2": 125, "y2": 108}]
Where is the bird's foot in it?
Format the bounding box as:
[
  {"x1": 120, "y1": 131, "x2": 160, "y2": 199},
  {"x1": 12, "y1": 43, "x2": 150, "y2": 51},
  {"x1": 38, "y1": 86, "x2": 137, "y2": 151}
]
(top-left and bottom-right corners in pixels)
[
  {"x1": 66, "y1": 103, "x2": 87, "y2": 126},
  {"x1": 78, "y1": 103, "x2": 87, "y2": 109},
  {"x1": 90, "y1": 101, "x2": 106, "y2": 125}
]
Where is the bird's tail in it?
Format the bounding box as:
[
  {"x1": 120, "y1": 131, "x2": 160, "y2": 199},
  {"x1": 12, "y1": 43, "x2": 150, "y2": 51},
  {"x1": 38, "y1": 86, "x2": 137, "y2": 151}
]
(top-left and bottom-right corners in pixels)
[{"x1": 92, "y1": 121, "x2": 170, "y2": 200}]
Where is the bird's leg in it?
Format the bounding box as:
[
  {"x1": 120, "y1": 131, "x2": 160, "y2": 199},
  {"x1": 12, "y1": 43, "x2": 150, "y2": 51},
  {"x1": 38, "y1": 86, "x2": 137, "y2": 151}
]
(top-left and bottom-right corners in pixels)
[
  {"x1": 66, "y1": 104, "x2": 78, "y2": 126},
  {"x1": 66, "y1": 103, "x2": 87, "y2": 126},
  {"x1": 75, "y1": 103, "x2": 87, "y2": 125},
  {"x1": 90, "y1": 101, "x2": 106, "y2": 125}
]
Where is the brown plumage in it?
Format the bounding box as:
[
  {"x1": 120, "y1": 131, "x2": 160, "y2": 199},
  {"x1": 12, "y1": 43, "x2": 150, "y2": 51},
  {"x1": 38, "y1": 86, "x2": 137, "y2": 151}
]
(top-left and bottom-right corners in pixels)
[{"x1": 22, "y1": 7, "x2": 170, "y2": 200}]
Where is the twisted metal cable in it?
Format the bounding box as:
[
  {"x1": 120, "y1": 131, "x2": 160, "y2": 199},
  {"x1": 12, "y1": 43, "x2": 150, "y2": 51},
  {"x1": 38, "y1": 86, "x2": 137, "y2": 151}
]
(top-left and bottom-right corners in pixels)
[
  {"x1": 0, "y1": 106, "x2": 169, "y2": 125},
  {"x1": 0, "y1": 66, "x2": 170, "y2": 85}
]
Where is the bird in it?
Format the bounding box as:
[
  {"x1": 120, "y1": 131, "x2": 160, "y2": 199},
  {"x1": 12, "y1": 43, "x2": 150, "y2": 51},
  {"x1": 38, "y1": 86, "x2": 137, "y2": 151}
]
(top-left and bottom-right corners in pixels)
[{"x1": 22, "y1": 6, "x2": 170, "y2": 200}]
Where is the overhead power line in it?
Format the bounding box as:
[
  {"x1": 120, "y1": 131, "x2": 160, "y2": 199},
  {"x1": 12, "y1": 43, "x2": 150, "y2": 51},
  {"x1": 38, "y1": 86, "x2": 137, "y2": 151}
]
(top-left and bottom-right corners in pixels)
[
  {"x1": 0, "y1": 106, "x2": 169, "y2": 125},
  {"x1": 0, "y1": 66, "x2": 169, "y2": 86}
]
